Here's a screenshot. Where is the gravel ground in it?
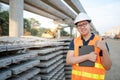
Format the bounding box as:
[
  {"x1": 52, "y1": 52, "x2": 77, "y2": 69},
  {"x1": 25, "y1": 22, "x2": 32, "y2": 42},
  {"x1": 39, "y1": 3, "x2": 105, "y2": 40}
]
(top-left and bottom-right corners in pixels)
[{"x1": 105, "y1": 38, "x2": 120, "y2": 80}]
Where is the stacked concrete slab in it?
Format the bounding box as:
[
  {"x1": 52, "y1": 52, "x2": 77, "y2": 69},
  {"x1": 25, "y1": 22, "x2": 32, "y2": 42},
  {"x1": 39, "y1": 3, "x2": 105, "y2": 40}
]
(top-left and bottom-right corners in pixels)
[
  {"x1": 0, "y1": 37, "x2": 73, "y2": 80},
  {"x1": 52, "y1": 38, "x2": 72, "y2": 80},
  {"x1": 31, "y1": 41, "x2": 65, "y2": 80},
  {"x1": 0, "y1": 48, "x2": 40, "y2": 80},
  {"x1": 0, "y1": 37, "x2": 41, "y2": 80}
]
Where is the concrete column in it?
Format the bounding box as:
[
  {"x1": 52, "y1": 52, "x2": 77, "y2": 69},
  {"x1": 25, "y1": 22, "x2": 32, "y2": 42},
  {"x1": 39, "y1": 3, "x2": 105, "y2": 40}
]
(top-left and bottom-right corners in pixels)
[
  {"x1": 57, "y1": 25, "x2": 62, "y2": 39},
  {"x1": 9, "y1": 0, "x2": 24, "y2": 37},
  {"x1": 57, "y1": 29, "x2": 61, "y2": 38},
  {"x1": 70, "y1": 25, "x2": 73, "y2": 37}
]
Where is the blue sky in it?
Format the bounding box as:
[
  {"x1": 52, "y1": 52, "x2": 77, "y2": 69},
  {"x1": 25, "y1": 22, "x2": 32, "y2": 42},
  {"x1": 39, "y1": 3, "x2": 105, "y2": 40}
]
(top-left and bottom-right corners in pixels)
[{"x1": 80, "y1": 0, "x2": 120, "y2": 34}]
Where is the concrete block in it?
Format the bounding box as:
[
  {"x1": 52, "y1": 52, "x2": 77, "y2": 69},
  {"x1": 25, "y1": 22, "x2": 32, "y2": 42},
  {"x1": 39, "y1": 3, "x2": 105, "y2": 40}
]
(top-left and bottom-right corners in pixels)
[
  {"x1": 8, "y1": 67, "x2": 40, "y2": 80},
  {"x1": 65, "y1": 66, "x2": 72, "y2": 70},
  {"x1": 0, "y1": 45, "x2": 6, "y2": 52},
  {"x1": 6, "y1": 45, "x2": 23, "y2": 51},
  {"x1": 63, "y1": 46, "x2": 69, "y2": 50},
  {"x1": 58, "y1": 72, "x2": 65, "y2": 80},
  {"x1": 39, "y1": 51, "x2": 63, "y2": 60},
  {"x1": 36, "y1": 46, "x2": 63, "y2": 55},
  {"x1": 65, "y1": 71, "x2": 72, "y2": 75},
  {"x1": 40, "y1": 64, "x2": 64, "y2": 80},
  {"x1": 65, "y1": 75, "x2": 71, "y2": 80},
  {"x1": 63, "y1": 50, "x2": 68, "y2": 53},
  {"x1": 29, "y1": 75, "x2": 41, "y2": 80},
  {"x1": 0, "y1": 57, "x2": 12, "y2": 68},
  {"x1": 52, "y1": 68, "x2": 64, "y2": 80},
  {"x1": 37, "y1": 55, "x2": 62, "y2": 67},
  {"x1": 40, "y1": 59, "x2": 63, "y2": 73},
  {"x1": 11, "y1": 60, "x2": 40, "y2": 75},
  {"x1": 12, "y1": 51, "x2": 38, "y2": 63},
  {"x1": 0, "y1": 69, "x2": 12, "y2": 80}
]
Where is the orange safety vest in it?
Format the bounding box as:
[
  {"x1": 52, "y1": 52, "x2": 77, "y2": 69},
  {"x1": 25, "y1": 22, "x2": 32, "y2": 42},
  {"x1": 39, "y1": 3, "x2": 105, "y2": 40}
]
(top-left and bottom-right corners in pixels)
[{"x1": 72, "y1": 35, "x2": 106, "y2": 80}]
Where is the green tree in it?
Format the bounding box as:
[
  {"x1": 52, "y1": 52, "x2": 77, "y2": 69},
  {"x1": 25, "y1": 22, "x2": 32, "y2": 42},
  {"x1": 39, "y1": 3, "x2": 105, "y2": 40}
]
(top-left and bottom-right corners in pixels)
[
  {"x1": 30, "y1": 28, "x2": 38, "y2": 36},
  {"x1": 24, "y1": 18, "x2": 31, "y2": 32},
  {"x1": 61, "y1": 29, "x2": 69, "y2": 36},
  {"x1": 0, "y1": 11, "x2": 9, "y2": 36},
  {"x1": 0, "y1": 3, "x2": 43, "y2": 36},
  {"x1": 29, "y1": 18, "x2": 40, "y2": 28}
]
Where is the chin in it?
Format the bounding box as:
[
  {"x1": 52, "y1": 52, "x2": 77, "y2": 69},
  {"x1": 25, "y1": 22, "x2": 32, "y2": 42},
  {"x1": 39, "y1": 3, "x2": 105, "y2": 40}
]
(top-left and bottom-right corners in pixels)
[
  {"x1": 81, "y1": 32, "x2": 87, "y2": 36},
  {"x1": 82, "y1": 34, "x2": 87, "y2": 36}
]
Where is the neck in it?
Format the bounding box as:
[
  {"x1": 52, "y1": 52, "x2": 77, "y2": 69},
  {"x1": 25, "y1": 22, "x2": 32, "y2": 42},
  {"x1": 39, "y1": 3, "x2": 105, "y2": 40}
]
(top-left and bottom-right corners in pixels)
[{"x1": 82, "y1": 33, "x2": 91, "y2": 41}]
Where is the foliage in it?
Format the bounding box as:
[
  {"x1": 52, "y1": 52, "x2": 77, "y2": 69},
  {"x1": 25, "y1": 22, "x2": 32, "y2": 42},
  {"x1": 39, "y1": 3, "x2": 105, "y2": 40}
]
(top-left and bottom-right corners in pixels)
[
  {"x1": 37, "y1": 28, "x2": 50, "y2": 37},
  {"x1": 29, "y1": 18, "x2": 40, "y2": 28},
  {"x1": 30, "y1": 28, "x2": 38, "y2": 36},
  {"x1": 24, "y1": 18, "x2": 31, "y2": 32},
  {"x1": 60, "y1": 29, "x2": 69, "y2": 36},
  {"x1": 0, "y1": 11, "x2": 9, "y2": 36},
  {"x1": 0, "y1": 4, "x2": 69, "y2": 37}
]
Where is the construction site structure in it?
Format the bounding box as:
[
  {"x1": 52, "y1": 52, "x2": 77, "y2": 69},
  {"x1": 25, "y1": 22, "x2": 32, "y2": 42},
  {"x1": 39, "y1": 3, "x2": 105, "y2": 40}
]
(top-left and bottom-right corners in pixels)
[{"x1": 41, "y1": 26, "x2": 62, "y2": 39}]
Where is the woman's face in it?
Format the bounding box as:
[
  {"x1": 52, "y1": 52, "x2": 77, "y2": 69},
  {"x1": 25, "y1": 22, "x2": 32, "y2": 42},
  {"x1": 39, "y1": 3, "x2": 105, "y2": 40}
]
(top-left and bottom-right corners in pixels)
[{"x1": 76, "y1": 20, "x2": 91, "y2": 36}]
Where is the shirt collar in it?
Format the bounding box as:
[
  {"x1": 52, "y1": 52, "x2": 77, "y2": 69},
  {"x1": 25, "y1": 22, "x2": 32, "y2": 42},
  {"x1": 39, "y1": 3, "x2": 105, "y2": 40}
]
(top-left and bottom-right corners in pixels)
[{"x1": 81, "y1": 33, "x2": 95, "y2": 41}]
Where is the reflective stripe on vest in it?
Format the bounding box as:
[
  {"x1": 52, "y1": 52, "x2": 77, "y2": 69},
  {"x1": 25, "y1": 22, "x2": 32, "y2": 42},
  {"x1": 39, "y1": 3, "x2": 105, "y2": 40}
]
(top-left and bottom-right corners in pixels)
[
  {"x1": 72, "y1": 70, "x2": 105, "y2": 79},
  {"x1": 95, "y1": 63, "x2": 104, "y2": 69}
]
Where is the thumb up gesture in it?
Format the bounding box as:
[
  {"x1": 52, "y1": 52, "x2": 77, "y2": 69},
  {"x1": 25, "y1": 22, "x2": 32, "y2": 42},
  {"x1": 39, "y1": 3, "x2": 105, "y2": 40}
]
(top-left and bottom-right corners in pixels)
[{"x1": 96, "y1": 37, "x2": 107, "y2": 51}]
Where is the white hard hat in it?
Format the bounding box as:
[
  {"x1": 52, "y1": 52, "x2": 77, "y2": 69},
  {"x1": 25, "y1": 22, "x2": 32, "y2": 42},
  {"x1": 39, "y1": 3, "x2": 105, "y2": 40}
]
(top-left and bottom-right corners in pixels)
[{"x1": 74, "y1": 12, "x2": 91, "y2": 25}]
